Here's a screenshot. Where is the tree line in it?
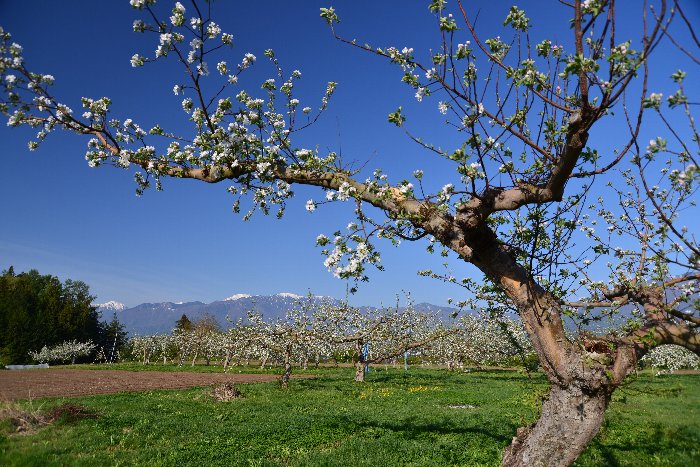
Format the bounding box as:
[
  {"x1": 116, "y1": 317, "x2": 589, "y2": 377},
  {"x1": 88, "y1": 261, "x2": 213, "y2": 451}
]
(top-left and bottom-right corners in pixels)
[{"x1": 0, "y1": 266, "x2": 127, "y2": 365}]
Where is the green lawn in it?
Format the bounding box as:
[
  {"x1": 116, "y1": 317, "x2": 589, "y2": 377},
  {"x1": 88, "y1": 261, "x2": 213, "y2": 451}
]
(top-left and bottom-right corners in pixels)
[{"x1": 1, "y1": 366, "x2": 698, "y2": 466}]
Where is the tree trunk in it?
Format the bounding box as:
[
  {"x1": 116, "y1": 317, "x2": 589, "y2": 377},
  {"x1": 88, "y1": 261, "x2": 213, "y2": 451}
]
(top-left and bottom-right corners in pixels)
[
  {"x1": 354, "y1": 360, "x2": 366, "y2": 382},
  {"x1": 502, "y1": 383, "x2": 610, "y2": 467},
  {"x1": 280, "y1": 345, "x2": 292, "y2": 389},
  {"x1": 354, "y1": 341, "x2": 366, "y2": 382}
]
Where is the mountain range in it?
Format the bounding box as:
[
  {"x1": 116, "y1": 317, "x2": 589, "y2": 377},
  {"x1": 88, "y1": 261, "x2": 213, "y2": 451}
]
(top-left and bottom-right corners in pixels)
[{"x1": 96, "y1": 293, "x2": 459, "y2": 336}]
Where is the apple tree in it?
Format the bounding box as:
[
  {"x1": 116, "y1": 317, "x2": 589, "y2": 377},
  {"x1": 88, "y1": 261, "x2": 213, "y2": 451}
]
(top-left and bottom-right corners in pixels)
[{"x1": 2, "y1": 0, "x2": 698, "y2": 465}]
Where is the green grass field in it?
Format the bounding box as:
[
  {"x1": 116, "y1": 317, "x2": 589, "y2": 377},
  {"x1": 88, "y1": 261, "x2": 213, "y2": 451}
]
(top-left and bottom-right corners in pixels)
[{"x1": 1, "y1": 366, "x2": 698, "y2": 466}]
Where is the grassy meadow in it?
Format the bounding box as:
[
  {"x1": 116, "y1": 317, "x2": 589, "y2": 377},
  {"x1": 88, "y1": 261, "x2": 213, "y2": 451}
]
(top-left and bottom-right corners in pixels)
[{"x1": 1, "y1": 365, "x2": 699, "y2": 466}]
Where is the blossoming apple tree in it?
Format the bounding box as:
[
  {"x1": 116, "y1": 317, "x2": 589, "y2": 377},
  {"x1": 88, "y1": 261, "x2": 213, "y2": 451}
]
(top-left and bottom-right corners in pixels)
[
  {"x1": 29, "y1": 339, "x2": 97, "y2": 365},
  {"x1": 309, "y1": 299, "x2": 447, "y2": 381},
  {"x1": 2, "y1": 0, "x2": 699, "y2": 465},
  {"x1": 425, "y1": 315, "x2": 532, "y2": 370},
  {"x1": 244, "y1": 305, "x2": 320, "y2": 389}
]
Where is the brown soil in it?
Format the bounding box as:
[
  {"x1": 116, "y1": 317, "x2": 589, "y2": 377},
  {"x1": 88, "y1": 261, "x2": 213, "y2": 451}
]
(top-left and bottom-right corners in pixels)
[{"x1": 0, "y1": 369, "x2": 289, "y2": 401}]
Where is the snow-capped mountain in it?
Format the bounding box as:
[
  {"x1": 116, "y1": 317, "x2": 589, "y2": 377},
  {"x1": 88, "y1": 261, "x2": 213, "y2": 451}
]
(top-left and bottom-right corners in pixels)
[
  {"x1": 110, "y1": 293, "x2": 330, "y2": 335},
  {"x1": 102, "y1": 293, "x2": 459, "y2": 336},
  {"x1": 276, "y1": 292, "x2": 302, "y2": 299},
  {"x1": 96, "y1": 301, "x2": 126, "y2": 312},
  {"x1": 224, "y1": 293, "x2": 252, "y2": 301}
]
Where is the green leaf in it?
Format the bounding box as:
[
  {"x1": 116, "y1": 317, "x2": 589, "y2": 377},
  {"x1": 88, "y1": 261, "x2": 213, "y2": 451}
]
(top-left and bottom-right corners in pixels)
[
  {"x1": 319, "y1": 7, "x2": 340, "y2": 25},
  {"x1": 388, "y1": 107, "x2": 406, "y2": 127}
]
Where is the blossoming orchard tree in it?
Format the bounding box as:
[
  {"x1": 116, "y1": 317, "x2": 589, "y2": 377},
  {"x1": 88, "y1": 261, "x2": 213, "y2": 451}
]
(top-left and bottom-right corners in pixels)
[
  {"x1": 312, "y1": 300, "x2": 453, "y2": 382},
  {"x1": 245, "y1": 306, "x2": 320, "y2": 389},
  {"x1": 2, "y1": 0, "x2": 699, "y2": 465}
]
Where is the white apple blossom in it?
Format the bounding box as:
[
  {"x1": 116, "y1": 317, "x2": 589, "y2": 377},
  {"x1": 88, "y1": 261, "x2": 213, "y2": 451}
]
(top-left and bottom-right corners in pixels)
[
  {"x1": 240, "y1": 53, "x2": 256, "y2": 69},
  {"x1": 133, "y1": 19, "x2": 146, "y2": 32},
  {"x1": 170, "y1": 2, "x2": 186, "y2": 26},
  {"x1": 206, "y1": 22, "x2": 221, "y2": 38},
  {"x1": 130, "y1": 54, "x2": 145, "y2": 67},
  {"x1": 399, "y1": 182, "x2": 413, "y2": 194}
]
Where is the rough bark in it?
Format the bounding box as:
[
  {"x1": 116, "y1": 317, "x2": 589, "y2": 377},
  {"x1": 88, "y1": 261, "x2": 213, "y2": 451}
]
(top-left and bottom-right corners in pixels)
[
  {"x1": 502, "y1": 384, "x2": 610, "y2": 467},
  {"x1": 460, "y1": 223, "x2": 618, "y2": 466},
  {"x1": 354, "y1": 360, "x2": 366, "y2": 382},
  {"x1": 354, "y1": 340, "x2": 367, "y2": 382},
  {"x1": 280, "y1": 345, "x2": 292, "y2": 389}
]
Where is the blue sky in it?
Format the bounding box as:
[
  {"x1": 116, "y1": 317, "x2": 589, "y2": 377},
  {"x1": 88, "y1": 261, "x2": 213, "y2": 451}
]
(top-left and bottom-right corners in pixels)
[{"x1": 1, "y1": 1, "x2": 698, "y2": 308}]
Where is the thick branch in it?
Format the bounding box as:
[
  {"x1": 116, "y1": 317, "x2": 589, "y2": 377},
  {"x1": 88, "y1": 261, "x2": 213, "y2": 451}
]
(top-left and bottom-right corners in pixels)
[{"x1": 455, "y1": 109, "x2": 590, "y2": 227}]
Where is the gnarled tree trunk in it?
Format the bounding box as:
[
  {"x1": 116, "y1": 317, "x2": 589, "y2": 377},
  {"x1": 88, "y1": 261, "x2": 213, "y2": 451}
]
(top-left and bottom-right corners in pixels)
[
  {"x1": 502, "y1": 383, "x2": 610, "y2": 467},
  {"x1": 280, "y1": 344, "x2": 293, "y2": 389}
]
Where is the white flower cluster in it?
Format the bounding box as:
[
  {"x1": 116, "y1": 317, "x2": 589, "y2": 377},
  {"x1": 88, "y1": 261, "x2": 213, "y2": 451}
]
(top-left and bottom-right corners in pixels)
[
  {"x1": 456, "y1": 41, "x2": 470, "y2": 57},
  {"x1": 133, "y1": 19, "x2": 147, "y2": 32},
  {"x1": 323, "y1": 241, "x2": 375, "y2": 278},
  {"x1": 336, "y1": 181, "x2": 356, "y2": 201},
  {"x1": 646, "y1": 92, "x2": 663, "y2": 110},
  {"x1": 170, "y1": 2, "x2": 186, "y2": 26},
  {"x1": 240, "y1": 53, "x2": 256, "y2": 70},
  {"x1": 438, "y1": 183, "x2": 454, "y2": 202},
  {"x1": 29, "y1": 340, "x2": 97, "y2": 364},
  {"x1": 640, "y1": 345, "x2": 700, "y2": 373},
  {"x1": 130, "y1": 53, "x2": 145, "y2": 67},
  {"x1": 207, "y1": 22, "x2": 221, "y2": 39},
  {"x1": 385, "y1": 46, "x2": 415, "y2": 71}
]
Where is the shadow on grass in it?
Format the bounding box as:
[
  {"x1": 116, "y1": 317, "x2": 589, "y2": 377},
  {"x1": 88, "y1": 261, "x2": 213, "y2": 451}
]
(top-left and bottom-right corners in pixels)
[
  {"x1": 580, "y1": 422, "x2": 700, "y2": 466},
  {"x1": 348, "y1": 414, "x2": 515, "y2": 444},
  {"x1": 365, "y1": 369, "x2": 547, "y2": 385}
]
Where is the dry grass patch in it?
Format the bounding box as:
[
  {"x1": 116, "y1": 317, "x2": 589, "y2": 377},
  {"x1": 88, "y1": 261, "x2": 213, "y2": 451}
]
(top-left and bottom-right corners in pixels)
[
  {"x1": 211, "y1": 382, "x2": 244, "y2": 401},
  {"x1": 0, "y1": 400, "x2": 97, "y2": 435}
]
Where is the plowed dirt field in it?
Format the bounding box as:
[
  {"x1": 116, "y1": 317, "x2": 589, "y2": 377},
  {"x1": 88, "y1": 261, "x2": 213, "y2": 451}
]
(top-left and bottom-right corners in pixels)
[{"x1": 0, "y1": 369, "x2": 286, "y2": 401}]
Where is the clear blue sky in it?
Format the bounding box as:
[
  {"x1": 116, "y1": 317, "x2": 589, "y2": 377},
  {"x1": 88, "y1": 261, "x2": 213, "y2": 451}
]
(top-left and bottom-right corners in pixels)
[{"x1": 1, "y1": 1, "x2": 698, "y2": 307}]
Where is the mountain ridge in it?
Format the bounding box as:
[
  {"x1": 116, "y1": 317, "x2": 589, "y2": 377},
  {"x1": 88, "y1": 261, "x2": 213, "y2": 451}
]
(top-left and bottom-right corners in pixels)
[{"x1": 96, "y1": 294, "x2": 459, "y2": 336}]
